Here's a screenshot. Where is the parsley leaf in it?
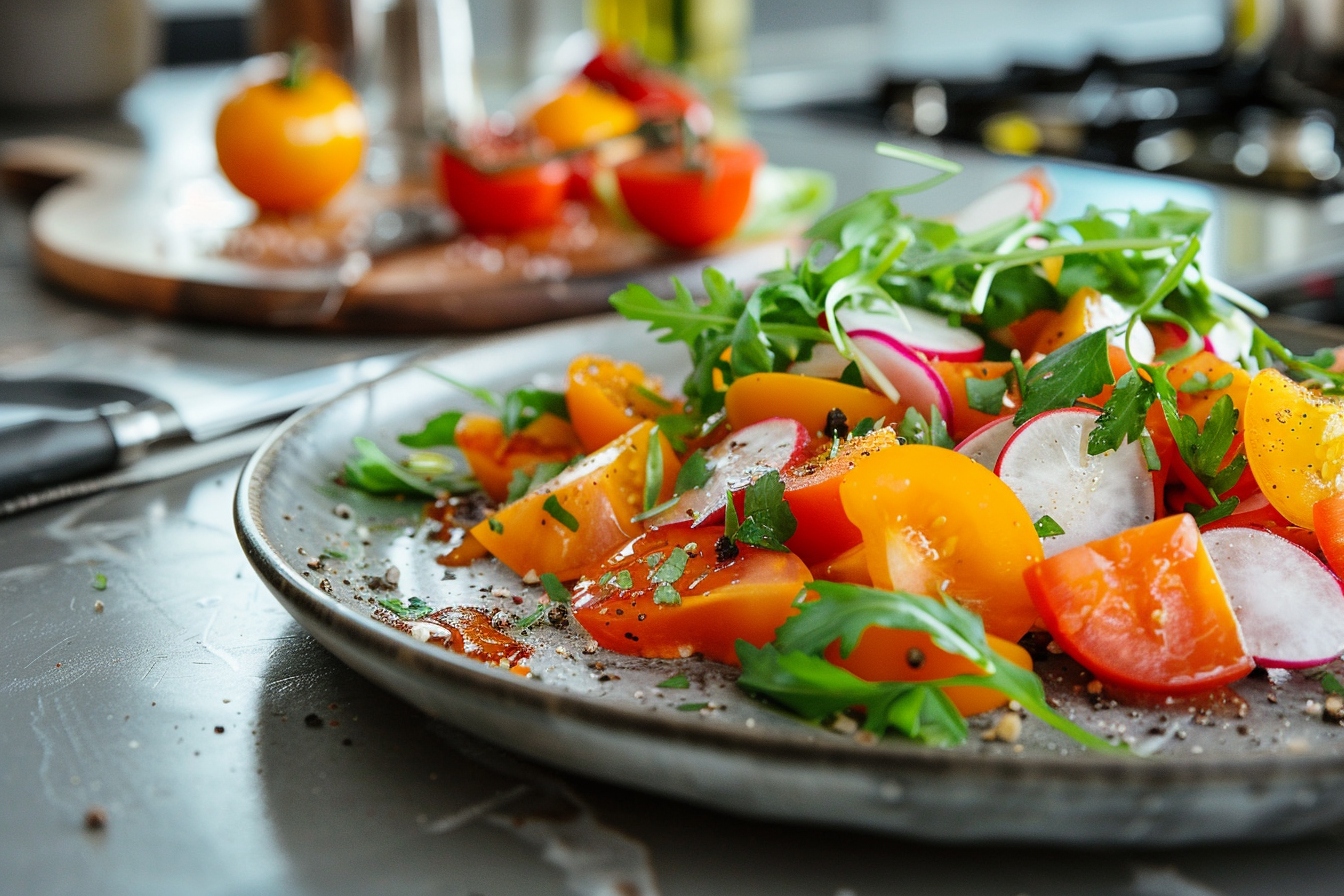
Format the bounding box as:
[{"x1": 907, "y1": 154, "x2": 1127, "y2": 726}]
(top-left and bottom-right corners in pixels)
[
  {"x1": 897, "y1": 406, "x2": 953, "y2": 448},
  {"x1": 965, "y1": 375, "x2": 1009, "y2": 415},
  {"x1": 380, "y1": 596, "x2": 434, "y2": 620},
  {"x1": 1178, "y1": 371, "x2": 1234, "y2": 394},
  {"x1": 1034, "y1": 515, "x2": 1065, "y2": 538},
  {"x1": 1088, "y1": 370, "x2": 1156, "y2": 455},
  {"x1": 92, "y1": 573, "x2": 107, "y2": 591},
  {"x1": 542, "y1": 495, "x2": 580, "y2": 531},
  {"x1": 673, "y1": 449, "x2": 711, "y2": 494},
  {"x1": 729, "y1": 471, "x2": 798, "y2": 551},
  {"x1": 650, "y1": 547, "x2": 690, "y2": 585},
  {"x1": 614, "y1": 570, "x2": 634, "y2": 590},
  {"x1": 1014, "y1": 329, "x2": 1114, "y2": 426},
  {"x1": 487, "y1": 518, "x2": 504, "y2": 534},
  {"x1": 653, "y1": 583, "x2": 682, "y2": 606},
  {"x1": 398, "y1": 411, "x2": 462, "y2": 448}
]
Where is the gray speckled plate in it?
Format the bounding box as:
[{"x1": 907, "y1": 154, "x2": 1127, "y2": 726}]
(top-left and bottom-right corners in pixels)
[{"x1": 236, "y1": 313, "x2": 1344, "y2": 845}]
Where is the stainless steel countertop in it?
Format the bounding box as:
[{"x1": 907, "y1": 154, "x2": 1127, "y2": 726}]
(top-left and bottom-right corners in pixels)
[{"x1": 5, "y1": 66, "x2": 1344, "y2": 895}]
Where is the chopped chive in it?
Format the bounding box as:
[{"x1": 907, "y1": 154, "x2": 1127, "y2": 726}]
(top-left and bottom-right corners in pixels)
[{"x1": 542, "y1": 495, "x2": 579, "y2": 531}]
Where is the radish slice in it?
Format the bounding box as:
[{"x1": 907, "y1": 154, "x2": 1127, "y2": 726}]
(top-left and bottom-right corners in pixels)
[
  {"x1": 838, "y1": 304, "x2": 984, "y2": 362},
  {"x1": 788, "y1": 343, "x2": 850, "y2": 379},
  {"x1": 849, "y1": 332, "x2": 954, "y2": 423},
  {"x1": 995, "y1": 407, "x2": 1155, "y2": 556},
  {"x1": 1202, "y1": 527, "x2": 1344, "y2": 668},
  {"x1": 956, "y1": 417, "x2": 1015, "y2": 470},
  {"x1": 951, "y1": 167, "x2": 1053, "y2": 232},
  {"x1": 644, "y1": 417, "x2": 810, "y2": 528}
]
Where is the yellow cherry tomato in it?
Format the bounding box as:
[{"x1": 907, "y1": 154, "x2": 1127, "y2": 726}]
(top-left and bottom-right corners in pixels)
[
  {"x1": 1244, "y1": 368, "x2": 1344, "y2": 528},
  {"x1": 838, "y1": 444, "x2": 1044, "y2": 641},
  {"x1": 215, "y1": 65, "x2": 366, "y2": 213},
  {"x1": 530, "y1": 82, "x2": 640, "y2": 153}
]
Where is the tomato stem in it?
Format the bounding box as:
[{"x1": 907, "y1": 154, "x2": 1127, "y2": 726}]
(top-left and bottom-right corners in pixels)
[{"x1": 280, "y1": 41, "x2": 313, "y2": 90}]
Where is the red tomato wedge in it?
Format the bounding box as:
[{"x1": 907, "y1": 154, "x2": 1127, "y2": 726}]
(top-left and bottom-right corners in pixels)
[
  {"x1": 615, "y1": 142, "x2": 764, "y2": 248},
  {"x1": 571, "y1": 526, "x2": 811, "y2": 664},
  {"x1": 838, "y1": 444, "x2": 1043, "y2": 641},
  {"x1": 1024, "y1": 514, "x2": 1253, "y2": 694},
  {"x1": 1314, "y1": 494, "x2": 1344, "y2": 576},
  {"x1": 437, "y1": 148, "x2": 568, "y2": 234}
]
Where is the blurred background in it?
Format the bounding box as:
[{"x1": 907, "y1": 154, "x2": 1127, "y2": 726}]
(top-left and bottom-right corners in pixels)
[{"x1": 11, "y1": 0, "x2": 1344, "y2": 311}]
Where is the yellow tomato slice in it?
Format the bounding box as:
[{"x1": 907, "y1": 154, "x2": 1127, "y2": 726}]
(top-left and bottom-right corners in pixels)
[
  {"x1": 1244, "y1": 368, "x2": 1344, "y2": 528},
  {"x1": 838, "y1": 444, "x2": 1044, "y2": 640},
  {"x1": 724, "y1": 372, "x2": 903, "y2": 436},
  {"x1": 530, "y1": 82, "x2": 640, "y2": 152}
]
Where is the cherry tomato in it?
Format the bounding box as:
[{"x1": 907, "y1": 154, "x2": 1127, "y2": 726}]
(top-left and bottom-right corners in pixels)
[
  {"x1": 1315, "y1": 494, "x2": 1344, "y2": 575},
  {"x1": 1024, "y1": 514, "x2": 1253, "y2": 694},
  {"x1": 530, "y1": 82, "x2": 641, "y2": 152},
  {"x1": 472, "y1": 421, "x2": 679, "y2": 581},
  {"x1": 615, "y1": 142, "x2": 764, "y2": 248},
  {"x1": 571, "y1": 525, "x2": 812, "y2": 663},
  {"x1": 215, "y1": 65, "x2": 366, "y2": 213},
  {"x1": 724, "y1": 372, "x2": 903, "y2": 437},
  {"x1": 828, "y1": 630, "x2": 1034, "y2": 717},
  {"x1": 778, "y1": 429, "x2": 901, "y2": 566},
  {"x1": 838, "y1": 445, "x2": 1044, "y2": 641},
  {"x1": 580, "y1": 45, "x2": 707, "y2": 124},
  {"x1": 931, "y1": 360, "x2": 1019, "y2": 442},
  {"x1": 455, "y1": 412, "x2": 583, "y2": 503},
  {"x1": 565, "y1": 355, "x2": 681, "y2": 453},
  {"x1": 1243, "y1": 368, "x2": 1344, "y2": 528},
  {"x1": 437, "y1": 144, "x2": 568, "y2": 235}
]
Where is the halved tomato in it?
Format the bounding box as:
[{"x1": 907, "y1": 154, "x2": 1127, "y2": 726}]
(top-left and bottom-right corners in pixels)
[
  {"x1": 565, "y1": 354, "x2": 681, "y2": 453},
  {"x1": 615, "y1": 141, "x2": 764, "y2": 248}
]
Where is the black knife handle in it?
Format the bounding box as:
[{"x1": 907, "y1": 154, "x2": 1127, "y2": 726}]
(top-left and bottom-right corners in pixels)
[{"x1": 0, "y1": 417, "x2": 119, "y2": 499}]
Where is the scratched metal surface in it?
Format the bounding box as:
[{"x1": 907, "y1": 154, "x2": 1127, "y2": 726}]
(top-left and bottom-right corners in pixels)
[{"x1": 7, "y1": 68, "x2": 1344, "y2": 895}]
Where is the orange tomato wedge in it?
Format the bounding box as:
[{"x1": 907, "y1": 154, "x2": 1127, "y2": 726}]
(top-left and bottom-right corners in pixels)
[
  {"x1": 780, "y1": 428, "x2": 901, "y2": 565},
  {"x1": 472, "y1": 421, "x2": 678, "y2": 580},
  {"x1": 1243, "y1": 368, "x2": 1344, "y2": 528},
  {"x1": 931, "y1": 360, "x2": 1019, "y2": 442},
  {"x1": 455, "y1": 412, "x2": 584, "y2": 503},
  {"x1": 1314, "y1": 494, "x2": 1344, "y2": 576},
  {"x1": 828, "y1": 630, "x2": 1034, "y2": 717},
  {"x1": 724, "y1": 372, "x2": 902, "y2": 436},
  {"x1": 838, "y1": 444, "x2": 1044, "y2": 641},
  {"x1": 565, "y1": 354, "x2": 681, "y2": 453},
  {"x1": 571, "y1": 525, "x2": 812, "y2": 663},
  {"x1": 1024, "y1": 514, "x2": 1253, "y2": 694}
]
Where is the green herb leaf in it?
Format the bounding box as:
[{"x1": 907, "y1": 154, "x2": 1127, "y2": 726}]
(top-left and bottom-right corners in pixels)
[
  {"x1": 650, "y1": 547, "x2": 690, "y2": 585},
  {"x1": 92, "y1": 573, "x2": 107, "y2": 591},
  {"x1": 502, "y1": 387, "x2": 569, "y2": 437},
  {"x1": 839, "y1": 361, "x2": 864, "y2": 387},
  {"x1": 964, "y1": 375, "x2": 1009, "y2": 416},
  {"x1": 1188, "y1": 497, "x2": 1240, "y2": 527},
  {"x1": 1178, "y1": 371, "x2": 1234, "y2": 394},
  {"x1": 677, "y1": 702, "x2": 709, "y2": 712},
  {"x1": 643, "y1": 426, "x2": 665, "y2": 512},
  {"x1": 728, "y1": 471, "x2": 798, "y2": 552},
  {"x1": 1014, "y1": 329, "x2": 1114, "y2": 426},
  {"x1": 897, "y1": 406, "x2": 953, "y2": 448},
  {"x1": 657, "y1": 674, "x2": 691, "y2": 689},
  {"x1": 539, "y1": 572, "x2": 572, "y2": 605},
  {"x1": 488, "y1": 518, "x2": 504, "y2": 535},
  {"x1": 1323, "y1": 672, "x2": 1344, "y2": 696},
  {"x1": 673, "y1": 449, "x2": 711, "y2": 495},
  {"x1": 614, "y1": 570, "x2": 634, "y2": 590},
  {"x1": 542, "y1": 495, "x2": 580, "y2": 532},
  {"x1": 850, "y1": 417, "x2": 878, "y2": 438},
  {"x1": 398, "y1": 411, "x2": 463, "y2": 448},
  {"x1": 653, "y1": 583, "x2": 682, "y2": 606},
  {"x1": 507, "y1": 461, "x2": 568, "y2": 504},
  {"x1": 1034, "y1": 515, "x2": 1066, "y2": 538},
  {"x1": 380, "y1": 596, "x2": 434, "y2": 620},
  {"x1": 1088, "y1": 369, "x2": 1156, "y2": 455},
  {"x1": 343, "y1": 437, "x2": 477, "y2": 498}
]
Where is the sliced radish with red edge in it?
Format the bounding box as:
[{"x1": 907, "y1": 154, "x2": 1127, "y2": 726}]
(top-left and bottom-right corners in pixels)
[
  {"x1": 995, "y1": 407, "x2": 1155, "y2": 556},
  {"x1": 956, "y1": 417, "x2": 1015, "y2": 470},
  {"x1": 1202, "y1": 526, "x2": 1344, "y2": 668},
  {"x1": 838, "y1": 304, "x2": 984, "y2": 362},
  {"x1": 644, "y1": 417, "x2": 810, "y2": 528},
  {"x1": 848, "y1": 332, "x2": 954, "y2": 424}
]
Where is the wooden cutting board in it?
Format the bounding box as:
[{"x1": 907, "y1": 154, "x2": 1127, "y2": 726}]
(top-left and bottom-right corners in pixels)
[{"x1": 11, "y1": 137, "x2": 799, "y2": 333}]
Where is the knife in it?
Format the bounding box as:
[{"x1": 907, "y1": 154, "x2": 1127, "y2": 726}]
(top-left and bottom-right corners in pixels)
[{"x1": 0, "y1": 352, "x2": 409, "y2": 500}]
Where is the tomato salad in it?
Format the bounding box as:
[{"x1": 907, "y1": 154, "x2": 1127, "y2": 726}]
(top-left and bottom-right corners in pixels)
[{"x1": 342, "y1": 144, "x2": 1344, "y2": 751}]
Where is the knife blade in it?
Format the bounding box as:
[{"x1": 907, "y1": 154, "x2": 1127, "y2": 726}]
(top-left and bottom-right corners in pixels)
[{"x1": 0, "y1": 351, "x2": 410, "y2": 500}]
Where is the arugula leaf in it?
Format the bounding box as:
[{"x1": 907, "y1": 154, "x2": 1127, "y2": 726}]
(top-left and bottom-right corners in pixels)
[
  {"x1": 1014, "y1": 329, "x2": 1114, "y2": 426},
  {"x1": 501, "y1": 388, "x2": 569, "y2": 437},
  {"x1": 897, "y1": 406, "x2": 953, "y2": 448},
  {"x1": 964, "y1": 375, "x2": 1009, "y2": 416},
  {"x1": 380, "y1": 596, "x2": 434, "y2": 620},
  {"x1": 539, "y1": 572, "x2": 572, "y2": 605},
  {"x1": 542, "y1": 495, "x2": 580, "y2": 531},
  {"x1": 1088, "y1": 370, "x2": 1156, "y2": 455},
  {"x1": 745, "y1": 582, "x2": 1123, "y2": 752},
  {"x1": 840, "y1": 361, "x2": 864, "y2": 387},
  {"x1": 398, "y1": 411, "x2": 462, "y2": 448},
  {"x1": 343, "y1": 437, "x2": 477, "y2": 498},
  {"x1": 1034, "y1": 515, "x2": 1065, "y2": 538}
]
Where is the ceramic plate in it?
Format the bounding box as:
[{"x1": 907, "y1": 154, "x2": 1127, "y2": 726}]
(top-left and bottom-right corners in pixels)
[{"x1": 236, "y1": 313, "x2": 1344, "y2": 845}]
